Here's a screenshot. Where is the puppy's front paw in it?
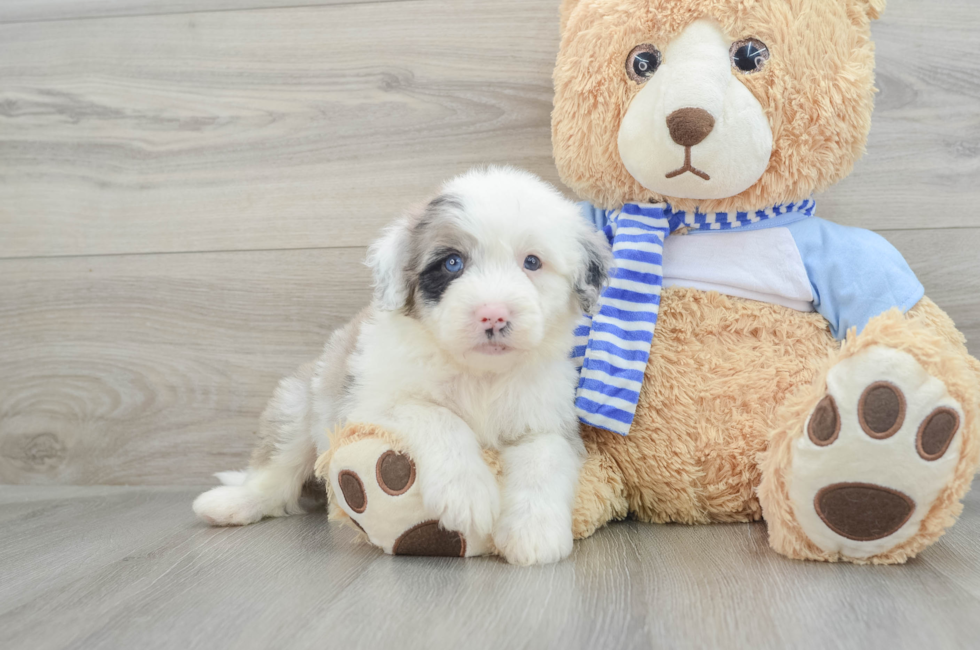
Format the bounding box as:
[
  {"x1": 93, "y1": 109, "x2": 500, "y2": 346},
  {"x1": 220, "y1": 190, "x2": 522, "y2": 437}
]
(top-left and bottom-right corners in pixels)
[
  {"x1": 493, "y1": 512, "x2": 573, "y2": 566},
  {"x1": 193, "y1": 486, "x2": 264, "y2": 526},
  {"x1": 421, "y1": 463, "x2": 500, "y2": 539}
]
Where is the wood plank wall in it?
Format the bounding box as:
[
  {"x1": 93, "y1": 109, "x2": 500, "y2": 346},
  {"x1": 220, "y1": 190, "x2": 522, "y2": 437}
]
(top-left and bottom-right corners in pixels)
[{"x1": 1, "y1": 0, "x2": 978, "y2": 485}]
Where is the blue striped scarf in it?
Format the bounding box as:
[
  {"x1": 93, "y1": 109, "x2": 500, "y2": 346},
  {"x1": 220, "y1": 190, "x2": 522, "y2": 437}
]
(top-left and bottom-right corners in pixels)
[{"x1": 572, "y1": 200, "x2": 816, "y2": 435}]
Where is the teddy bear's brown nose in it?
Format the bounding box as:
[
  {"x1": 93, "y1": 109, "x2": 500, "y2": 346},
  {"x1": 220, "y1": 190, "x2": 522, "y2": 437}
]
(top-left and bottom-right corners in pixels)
[{"x1": 667, "y1": 108, "x2": 716, "y2": 147}]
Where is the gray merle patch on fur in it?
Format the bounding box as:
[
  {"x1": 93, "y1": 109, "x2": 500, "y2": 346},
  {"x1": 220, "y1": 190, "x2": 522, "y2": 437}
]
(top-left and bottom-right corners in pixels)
[
  {"x1": 401, "y1": 194, "x2": 475, "y2": 316},
  {"x1": 426, "y1": 194, "x2": 463, "y2": 213},
  {"x1": 576, "y1": 234, "x2": 611, "y2": 313},
  {"x1": 341, "y1": 373, "x2": 357, "y2": 397}
]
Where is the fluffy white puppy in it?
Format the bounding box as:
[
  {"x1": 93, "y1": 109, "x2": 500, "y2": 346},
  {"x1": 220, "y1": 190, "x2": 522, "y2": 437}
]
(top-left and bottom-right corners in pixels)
[{"x1": 193, "y1": 167, "x2": 611, "y2": 565}]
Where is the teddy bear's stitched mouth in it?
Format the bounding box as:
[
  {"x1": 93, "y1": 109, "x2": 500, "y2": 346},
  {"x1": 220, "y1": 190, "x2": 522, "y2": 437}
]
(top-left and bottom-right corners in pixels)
[{"x1": 665, "y1": 146, "x2": 711, "y2": 181}]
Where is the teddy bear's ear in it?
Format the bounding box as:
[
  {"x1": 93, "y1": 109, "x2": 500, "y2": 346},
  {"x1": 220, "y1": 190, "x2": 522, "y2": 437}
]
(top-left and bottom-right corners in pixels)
[
  {"x1": 856, "y1": 0, "x2": 886, "y2": 20},
  {"x1": 559, "y1": 0, "x2": 581, "y2": 33}
]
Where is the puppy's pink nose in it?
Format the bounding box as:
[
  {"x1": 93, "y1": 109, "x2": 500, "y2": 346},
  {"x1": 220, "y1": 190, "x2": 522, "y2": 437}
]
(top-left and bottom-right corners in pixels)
[{"x1": 475, "y1": 304, "x2": 511, "y2": 332}]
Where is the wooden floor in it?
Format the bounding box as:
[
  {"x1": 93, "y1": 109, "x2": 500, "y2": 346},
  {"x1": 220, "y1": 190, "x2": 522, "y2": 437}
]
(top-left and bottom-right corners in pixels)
[
  {"x1": 2, "y1": 481, "x2": 980, "y2": 650},
  {"x1": 2, "y1": 0, "x2": 980, "y2": 648}
]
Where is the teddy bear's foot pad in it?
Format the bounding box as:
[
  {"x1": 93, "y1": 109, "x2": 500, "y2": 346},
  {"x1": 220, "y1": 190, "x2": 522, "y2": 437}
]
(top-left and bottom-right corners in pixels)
[
  {"x1": 790, "y1": 345, "x2": 963, "y2": 559},
  {"x1": 391, "y1": 521, "x2": 466, "y2": 557},
  {"x1": 813, "y1": 482, "x2": 914, "y2": 541},
  {"x1": 327, "y1": 437, "x2": 491, "y2": 557}
]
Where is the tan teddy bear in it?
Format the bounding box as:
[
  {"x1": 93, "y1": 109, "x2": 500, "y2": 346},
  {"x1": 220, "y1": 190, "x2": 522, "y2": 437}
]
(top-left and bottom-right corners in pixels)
[{"x1": 320, "y1": 0, "x2": 980, "y2": 564}]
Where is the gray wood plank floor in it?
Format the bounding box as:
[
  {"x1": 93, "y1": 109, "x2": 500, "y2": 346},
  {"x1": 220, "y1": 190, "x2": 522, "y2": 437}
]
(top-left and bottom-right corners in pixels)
[{"x1": 2, "y1": 482, "x2": 980, "y2": 650}]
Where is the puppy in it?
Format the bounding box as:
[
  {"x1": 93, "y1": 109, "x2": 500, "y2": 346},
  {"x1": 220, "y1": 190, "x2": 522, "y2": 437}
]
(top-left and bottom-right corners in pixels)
[{"x1": 193, "y1": 167, "x2": 611, "y2": 565}]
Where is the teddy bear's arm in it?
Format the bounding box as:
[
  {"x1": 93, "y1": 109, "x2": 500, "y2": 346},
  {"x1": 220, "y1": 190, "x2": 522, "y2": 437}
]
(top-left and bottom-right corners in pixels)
[{"x1": 787, "y1": 216, "x2": 924, "y2": 339}]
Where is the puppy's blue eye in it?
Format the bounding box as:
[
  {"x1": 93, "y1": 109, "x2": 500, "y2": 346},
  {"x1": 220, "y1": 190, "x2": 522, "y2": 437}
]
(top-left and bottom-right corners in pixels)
[
  {"x1": 524, "y1": 255, "x2": 542, "y2": 271},
  {"x1": 444, "y1": 254, "x2": 464, "y2": 273}
]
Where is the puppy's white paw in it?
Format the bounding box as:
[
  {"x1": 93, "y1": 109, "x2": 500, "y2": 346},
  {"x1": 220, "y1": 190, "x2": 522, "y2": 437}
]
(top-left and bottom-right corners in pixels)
[
  {"x1": 193, "y1": 485, "x2": 265, "y2": 526},
  {"x1": 493, "y1": 512, "x2": 573, "y2": 566},
  {"x1": 421, "y1": 463, "x2": 500, "y2": 539}
]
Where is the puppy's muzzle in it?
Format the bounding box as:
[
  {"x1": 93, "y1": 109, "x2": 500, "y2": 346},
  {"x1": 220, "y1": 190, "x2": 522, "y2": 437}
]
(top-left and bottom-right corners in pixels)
[{"x1": 475, "y1": 304, "x2": 512, "y2": 340}]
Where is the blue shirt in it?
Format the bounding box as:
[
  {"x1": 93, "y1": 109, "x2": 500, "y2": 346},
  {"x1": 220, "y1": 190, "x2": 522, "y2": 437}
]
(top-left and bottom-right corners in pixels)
[{"x1": 581, "y1": 202, "x2": 923, "y2": 339}]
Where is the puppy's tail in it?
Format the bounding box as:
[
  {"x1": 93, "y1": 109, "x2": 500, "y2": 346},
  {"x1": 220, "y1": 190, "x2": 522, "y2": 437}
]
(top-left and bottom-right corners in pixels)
[{"x1": 214, "y1": 470, "x2": 248, "y2": 486}]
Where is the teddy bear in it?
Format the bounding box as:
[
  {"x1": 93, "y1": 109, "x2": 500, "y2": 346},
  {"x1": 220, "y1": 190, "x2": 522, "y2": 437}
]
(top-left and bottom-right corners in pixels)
[{"x1": 316, "y1": 0, "x2": 980, "y2": 564}]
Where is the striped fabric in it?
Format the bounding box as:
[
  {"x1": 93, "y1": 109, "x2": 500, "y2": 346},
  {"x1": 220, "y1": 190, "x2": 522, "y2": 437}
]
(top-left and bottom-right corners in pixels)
[{"x1": 572, "y1": 200, "x2": 816, "y2": 435}]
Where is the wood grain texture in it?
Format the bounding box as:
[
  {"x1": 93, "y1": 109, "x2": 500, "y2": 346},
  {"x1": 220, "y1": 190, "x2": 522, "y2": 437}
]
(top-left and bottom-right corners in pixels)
[
  {"x1": 0, "y1": 247, "x2": 372, "y2": 485},
  {"x1": 1, "y1": 0, "x2": 979, "y2": 259},
  {"x1": 0, "y1": 0, "x2": 406, "y2": 24},
  {"x1": 1, "y1": 482, "x2": 979, "y2": 650},
  {"x1": 1, "y1": 229, "x2": 978, "y2": 486},
  {"x1": 0, "y1": 0, "x2": 563, "y2": 259}
]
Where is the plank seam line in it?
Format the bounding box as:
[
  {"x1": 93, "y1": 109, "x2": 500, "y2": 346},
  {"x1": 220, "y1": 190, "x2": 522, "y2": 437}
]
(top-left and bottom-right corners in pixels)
[
  {"x1": 0, "y1": 0, "x2": 413, "y2": 26},
  {"x1": 3, "y1": 225, "x2": 977, "y2": 262},
  {"x1": 0, "y1": 244, "x2": 368, "y2": 263}
]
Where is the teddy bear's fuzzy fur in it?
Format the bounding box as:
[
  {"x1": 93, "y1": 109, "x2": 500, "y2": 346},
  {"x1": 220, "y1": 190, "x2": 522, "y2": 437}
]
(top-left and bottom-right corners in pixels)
[
  {"x1": 551, "y1": 0, "x2": 980, "y2": 563},
  {"x1": 319, "y1": 0, "x2": 980, "y2": 564},
  {"x1": 554, "y1": 0, "x2": 883, "y2": 213},
  {"x1": 571, "y1": 292, "x2": 980, "y2": 564}
]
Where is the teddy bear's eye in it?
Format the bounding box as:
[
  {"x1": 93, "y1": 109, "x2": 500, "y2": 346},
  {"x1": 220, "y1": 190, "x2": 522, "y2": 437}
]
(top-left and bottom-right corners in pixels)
[
  {"x1": 730, "y1": 38, "x2": 770, "y2": 74},
  {"x1": 626, "y1": 44, "x2": 662, "y2": 84}
]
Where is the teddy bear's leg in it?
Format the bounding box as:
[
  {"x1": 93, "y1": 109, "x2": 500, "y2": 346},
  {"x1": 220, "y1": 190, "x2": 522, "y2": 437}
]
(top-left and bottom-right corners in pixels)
[
  {"x1": 759, "y1": 299, "x2": 980, "y2": 564},
  {"x1": 571, "y1": 430, "x2": 629, "y2": 539},
  {"x1": 314, "y1": 423, "x2": 496, "y2": 557}
]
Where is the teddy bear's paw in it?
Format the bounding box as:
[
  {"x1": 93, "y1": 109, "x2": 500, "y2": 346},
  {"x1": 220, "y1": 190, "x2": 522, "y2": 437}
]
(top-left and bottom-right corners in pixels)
[
  {"x1": 327, "y1": 437, "x2": 493, "y2": 557},
  {"x1": 493, "y1": 510, "x2": 574, "y2": 566},
  {"x1": 790, "y1": 345, "x2": 964, "y2": 559}
]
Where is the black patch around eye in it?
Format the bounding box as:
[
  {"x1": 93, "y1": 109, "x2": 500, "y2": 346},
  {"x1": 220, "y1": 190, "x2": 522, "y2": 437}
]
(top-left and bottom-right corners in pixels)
[{"x1": 418, "y1": 249, "x2": 466, "y2": 304}]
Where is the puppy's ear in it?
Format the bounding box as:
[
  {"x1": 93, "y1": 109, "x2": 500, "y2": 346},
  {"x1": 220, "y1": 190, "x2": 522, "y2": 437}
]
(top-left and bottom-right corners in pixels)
[
  {"x1": 574, "y1": 229, "x2": 612, "y2": 315},
  {"x1": 366, "y1": 215, "x2": 413, "y2": 311}
]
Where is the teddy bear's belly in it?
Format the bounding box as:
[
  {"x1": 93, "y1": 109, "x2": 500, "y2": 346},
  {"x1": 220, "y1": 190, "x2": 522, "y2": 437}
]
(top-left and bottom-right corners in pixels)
[{"x1": 584, "y1": 286, "x2": 837, "y2": 525}]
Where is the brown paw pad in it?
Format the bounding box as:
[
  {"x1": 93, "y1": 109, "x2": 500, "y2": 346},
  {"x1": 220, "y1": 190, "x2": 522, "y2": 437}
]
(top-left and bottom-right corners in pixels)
[
  {"x1": 858, "y1": 381, "x2": 906, "y2": 439},
  {"x1": 815, "y1": 482, "x2": 915, "y2": 541},
  {"x1": 392, "y1": 520, "x2": 466, "y2": 557},
  {"x1": 917, "y1": 408, "x2": 960, "y2": 461},
  {"x1": 808, "y1": 395, "x2": 840, "y2": 446},
  {"x1": 338, "y1": 470, "x2": 367, "y2": 513},
  {"x1": 376, "y1": 450, "x2": 416, "y2": 496}
]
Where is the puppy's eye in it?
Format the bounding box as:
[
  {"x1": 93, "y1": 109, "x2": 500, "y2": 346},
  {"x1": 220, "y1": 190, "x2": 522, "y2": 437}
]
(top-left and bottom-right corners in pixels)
[
  {"x1": 523, "y1": 255, "x2": 542, "y2": 271},
  {"x1": 626, "y1": 44, "x2": 662, "y2": 84},
  {"x1": 444, "y1": 254, "x2": 464, "y2": 273},
  {"x1": 730, "y1": 38, "x2": 770, "y2": 74}
]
